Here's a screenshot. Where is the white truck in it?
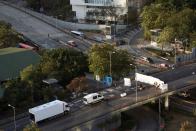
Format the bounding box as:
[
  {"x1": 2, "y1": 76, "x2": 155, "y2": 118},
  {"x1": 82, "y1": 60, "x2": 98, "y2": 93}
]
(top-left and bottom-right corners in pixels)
[
  {"x1": 29, "y1": 100, "x2": 70, "y2": 123},
  {"x1": 83, "y1": 93, "x2": 104, "y2": 105}
]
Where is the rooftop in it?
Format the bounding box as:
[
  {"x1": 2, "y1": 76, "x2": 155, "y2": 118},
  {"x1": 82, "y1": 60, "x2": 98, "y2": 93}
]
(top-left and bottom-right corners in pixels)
[{"x1": 0, "y1": 47, "x2": 40, "y2": 81}]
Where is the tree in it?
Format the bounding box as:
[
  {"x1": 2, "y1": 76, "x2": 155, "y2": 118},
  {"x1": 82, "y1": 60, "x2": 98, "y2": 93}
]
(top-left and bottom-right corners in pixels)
[
  {"x1": 167, "y1": 8, "x2": 196, "y2": 39},
  {"x1": 20, "y1": 65, "x2": 44, "y2": 103},
  {"x1": 127, "y1": 7, "x2": 138, "y2": 25},
  {"x1": 88, "y1": 44, "x2": 133, "y2": 80},
  {"x1": 158, "y1": 27, "x2": 175, "y2": 52},
  {"x1": 140, "y1": 4, "x2": 173, "y2": 39},
  {"x1": 2, "y1": 79, "x2": 31, "y2": 109},
  {"x1": 67, "y1": 76, "x2": 88, "y2": 93},
  {"x1": 25, "y1": 0, "x2": 73, "y2": 20},
  {"x1": 0, "y1": 21, "x2": 21, "y2": 48},
  {"x1": 39, "y1": 48, "x2": 88, "y2": 85},
  {"x1": 23, "y1": 122, "x2": 41, "y2": 131}
]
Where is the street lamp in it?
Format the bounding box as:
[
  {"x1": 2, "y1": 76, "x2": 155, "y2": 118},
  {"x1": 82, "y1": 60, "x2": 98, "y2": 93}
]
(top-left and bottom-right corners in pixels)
[
  {"x1": 109, "y1": 51, "x2": 115, "y2": 77},
  {"x1": 8, "y1": 104, "x2": 16, "y2": 131},
  {"x1": 130, "y1": 64, "x2": 137, "y2": 102}
]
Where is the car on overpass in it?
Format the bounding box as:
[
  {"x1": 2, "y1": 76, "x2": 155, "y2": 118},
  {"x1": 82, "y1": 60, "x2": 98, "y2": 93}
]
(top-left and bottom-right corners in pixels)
[{"x1": 83, "y1": 93, "x2": 104, "y2": 105}]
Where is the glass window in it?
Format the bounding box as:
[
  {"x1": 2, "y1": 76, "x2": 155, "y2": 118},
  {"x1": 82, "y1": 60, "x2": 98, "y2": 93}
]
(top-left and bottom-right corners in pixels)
[{"x1": 93, "y1": 96, "x2": 97, "y2": 99}]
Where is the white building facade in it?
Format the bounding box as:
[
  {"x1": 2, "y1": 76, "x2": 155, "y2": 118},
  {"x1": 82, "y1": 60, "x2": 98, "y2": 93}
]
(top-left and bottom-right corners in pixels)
[{"x1": 70, "y1": 0, "x2": 128, "y2": 23}]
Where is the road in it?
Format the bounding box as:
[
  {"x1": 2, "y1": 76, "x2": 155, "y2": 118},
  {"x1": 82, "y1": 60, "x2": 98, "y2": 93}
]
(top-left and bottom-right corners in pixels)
[
  {"x1": 1, "y1": 63, "x2": 196, "y2": 131},
  {"x1": 118, "y1": 28, "x2": 169, "y2": 65},
  {"x1": 0, "y1": 2, "x2": 90, "y2": 51},
  {"x1": 153, "y1": 63, "x2": 196, "y2": 82}
]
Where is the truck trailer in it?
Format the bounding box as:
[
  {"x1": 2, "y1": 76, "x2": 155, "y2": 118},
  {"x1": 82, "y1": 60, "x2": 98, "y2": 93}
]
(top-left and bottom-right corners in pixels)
[{"x1": 29, "y1": 100, "x2": 70, "y2": 123}]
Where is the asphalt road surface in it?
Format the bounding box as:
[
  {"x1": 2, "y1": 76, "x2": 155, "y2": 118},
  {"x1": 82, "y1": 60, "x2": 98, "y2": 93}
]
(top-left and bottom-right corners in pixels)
[{"x1": 0, "y1": 2, "x2": 90, "y2": 51}]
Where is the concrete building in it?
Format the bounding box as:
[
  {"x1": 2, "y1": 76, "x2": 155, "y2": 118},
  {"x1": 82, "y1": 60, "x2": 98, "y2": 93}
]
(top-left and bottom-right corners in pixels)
[
  {"x1": 70, "y1": 0, "x2": 128, "y2": 23},
  {"x1": 70, "y1": 0, "x2": 150, "y2": 23}
]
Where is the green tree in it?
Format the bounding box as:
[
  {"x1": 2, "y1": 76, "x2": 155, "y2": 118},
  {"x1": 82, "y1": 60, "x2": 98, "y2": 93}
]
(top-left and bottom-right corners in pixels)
[
  {"x1": 26, "y1": 0, "x2": 73, "y2": 20},
  {"x1": 2, "y1": 79, "x2": 31, "y2": 109},
  {"x1": 20, "y1": 48, "x2": 88, "y2": 102},
  {"x1": 20, "y1": 65, "x2": 44, "y2": 103},
  {"x1": 127, "y1": 7, "x2": 138, "y2": 25},
  {"x1": 88, "y1": 44, "x2": 133, "y2": 79},
  {"x1": 140, "y1": 4, "x2": 173, "y2": 39},
  {"x1": 23, "y1": 122, "x2": 41, "y2": 131},
  {"x1": 39, "y1": 48, "x2": 88, "y2": 84},
  {"x1": 158, "y1": 27, "x2": 175, "y2": 52},
  {"x1": 0, "y1": 21, "x2": 21, "y2": 48},
  {"x1": 167, "y1": 8, "x2": 196, "y2": 39}
]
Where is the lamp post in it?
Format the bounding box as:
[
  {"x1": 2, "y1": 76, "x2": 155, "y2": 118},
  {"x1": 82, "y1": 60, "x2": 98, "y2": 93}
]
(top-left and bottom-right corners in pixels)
[
  {"x1": 130, "y1": 64, "x2": 137, "y2": 102},
  {"x1": 109, "y1": 51, "x2": 115, "y2": 77},
  {"x1": 8, "y1": 104, "x2": 16, "y2": 131}
]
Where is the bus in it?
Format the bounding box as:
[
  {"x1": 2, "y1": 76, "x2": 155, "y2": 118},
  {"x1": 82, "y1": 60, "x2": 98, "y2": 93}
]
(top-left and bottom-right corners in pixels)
[{"x1": 71, "y1": 31, "x2": 84, "y2": 37}]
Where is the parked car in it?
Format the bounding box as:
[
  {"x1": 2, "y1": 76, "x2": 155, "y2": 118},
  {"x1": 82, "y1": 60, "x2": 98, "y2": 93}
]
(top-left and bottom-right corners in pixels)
[{"x1": 67, "y1": 40, "x2": 77, "y2": 47}]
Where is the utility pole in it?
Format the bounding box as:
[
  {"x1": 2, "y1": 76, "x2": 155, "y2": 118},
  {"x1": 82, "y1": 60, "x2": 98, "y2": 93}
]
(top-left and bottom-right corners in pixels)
[
  {"x1": 130, "y1": 64, "x2": 137, "y2": 102},
  {"x1": 8, "y1": 104, "x2": 16, "y2": 131},
  {"x1": 109, "y1": 51, "x2": 115, "y2": 77}
]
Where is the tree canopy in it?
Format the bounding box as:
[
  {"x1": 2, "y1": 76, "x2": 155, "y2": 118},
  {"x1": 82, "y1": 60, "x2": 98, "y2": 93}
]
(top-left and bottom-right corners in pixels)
[
  {"x1": 88, "y1": 44, "x2": 133, "y2": 79},
  {"x1": 0, "y1": 21, "x2": 21, "y2": 48},
  {"x1": 0, "y1": 48, "x2": 88, "y2": 111},
  {"x1": 141, "y1": 0, "x2": 196, "y2": 47},
  {"x1": 25, "y1": 0, "x2": 74, "y2": 20}
]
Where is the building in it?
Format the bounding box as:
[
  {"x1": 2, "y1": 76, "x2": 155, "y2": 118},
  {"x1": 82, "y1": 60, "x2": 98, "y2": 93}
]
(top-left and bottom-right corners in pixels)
[
  {"x1": 70, "y1": 0, "x2": 150, "y2": 23},
  {"x1": 0, "y1": 47, "x2": 40, "y2": 82},
  {"x1": 70, "y1": 0, "x2": 128, "y2": 23}
]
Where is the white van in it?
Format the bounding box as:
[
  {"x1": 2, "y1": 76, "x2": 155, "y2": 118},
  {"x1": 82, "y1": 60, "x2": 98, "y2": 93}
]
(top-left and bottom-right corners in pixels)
[{"x1": 83, "y1": 93, "x2": 104, "y2": 105}]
